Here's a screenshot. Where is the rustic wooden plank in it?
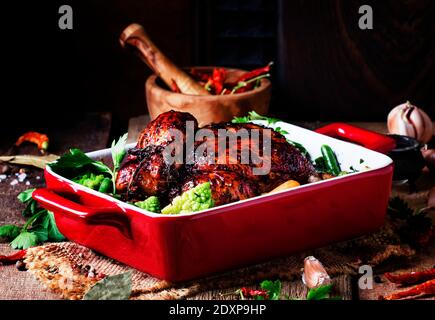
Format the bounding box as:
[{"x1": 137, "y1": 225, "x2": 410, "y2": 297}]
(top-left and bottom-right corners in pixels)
[{"x1": 188, "y1": 275, "x2": 353, "y2": 300}]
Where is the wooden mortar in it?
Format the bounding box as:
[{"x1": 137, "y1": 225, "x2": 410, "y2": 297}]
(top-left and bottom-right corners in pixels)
[{"x1": 146, "y1": 67, "x2": 271, "y2": 127}]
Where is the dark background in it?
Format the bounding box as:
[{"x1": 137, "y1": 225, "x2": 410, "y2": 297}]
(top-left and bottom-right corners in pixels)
[{"x1": 1, "y1": 0, "x2": 434, "y2": 137}]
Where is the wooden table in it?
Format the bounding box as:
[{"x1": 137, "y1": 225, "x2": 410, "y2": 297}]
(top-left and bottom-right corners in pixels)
[{"x1": 1, "y1": 115, "x2": 434, "y2": 300}]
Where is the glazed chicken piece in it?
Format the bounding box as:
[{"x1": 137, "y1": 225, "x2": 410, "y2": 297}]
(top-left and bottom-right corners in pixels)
[
  {"x1": 192, "y1": 122, "x2": 315, "y2": 193},
  {"x1": 115, "y1": 111, "x2": 197, "y2": 196},
  {"x1": 116, "y1": 110, "x2": 316, "y2": 205},
  {"x1": 136, "y1": 110, "x2": 198, "y2": 148}
]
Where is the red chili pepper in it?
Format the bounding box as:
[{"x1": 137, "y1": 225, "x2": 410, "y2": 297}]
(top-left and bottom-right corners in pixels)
[
  {"x1": 236, "y1": 62, "x2": 273, "y2": 83},
  {"x1": 170, "y1": 79, "x2": 181, "y2": 93},
  {"x1": 15, "y1": 132, "x2": 49, "y2": 151},
  {"x1": 379, "y1": 279, "x2": 435, "y2": 300},
  {"x1": 0, "y1": 250, "x2": 27, "y2": 264},
  {"x1": 384, "y1": 268, "x2": 435, "y2": 285},
  {"x1": 212, "y1": 68, "x2": 226, "y2": 95},
  {"x1": 190, "y1": 68, "x2": 211, "y2": 82},
  {"x1": 239, "y1": 287, "x2": 269, "y2": 299}
]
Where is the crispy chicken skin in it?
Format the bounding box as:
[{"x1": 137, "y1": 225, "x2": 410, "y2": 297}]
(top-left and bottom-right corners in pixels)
[
  {"x1": 136, "y1": 110, "x2": 198, "y2": 148},
  {"x1": 116, "y1": 111, "x2": 315, "y2": 205}
]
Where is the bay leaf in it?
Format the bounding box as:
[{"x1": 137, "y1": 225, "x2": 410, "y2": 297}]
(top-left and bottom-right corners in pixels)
[
  {"x1": 83, "y1": 271, "x2": 132, "y2": 300},
  {"x1": 0, "y1": 154, "x2": 59, "y2": 169}
]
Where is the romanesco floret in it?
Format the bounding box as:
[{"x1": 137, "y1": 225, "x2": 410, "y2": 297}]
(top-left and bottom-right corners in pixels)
[
  {"x1": 161, "y1": 182, "x2": 214, "y2": 215},
  {"x1": 134, "y1": 196, "x2": 161, "y2": 213},
  {"x1": 73, "y1": 172, "x2": 105, "y2": 190}
]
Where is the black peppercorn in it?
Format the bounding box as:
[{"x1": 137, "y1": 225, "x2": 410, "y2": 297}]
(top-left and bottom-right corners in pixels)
[
  {"x1": 374, "y1": 275, "x2": 383, "y2": 284},
  {"x1": 15, "y1": 260, "x2": 27, "y2": 271}
]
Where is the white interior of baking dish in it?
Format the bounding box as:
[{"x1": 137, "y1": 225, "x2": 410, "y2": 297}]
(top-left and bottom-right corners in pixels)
[{"x1": 46, "y1": 121, "x2": 393, "y2": 218}]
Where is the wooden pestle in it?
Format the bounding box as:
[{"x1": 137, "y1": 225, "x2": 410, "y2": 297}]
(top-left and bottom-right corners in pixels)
[{"x1": 120, "y1": 23, "x2": 210, "y2": 96}]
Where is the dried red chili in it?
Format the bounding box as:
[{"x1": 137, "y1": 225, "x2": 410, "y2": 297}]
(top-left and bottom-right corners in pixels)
[
  {"x1": 212, "y1": 68, "x2": 226, "y2": 95},
  {"x1": 0, "y1": 250, "x2": 27, "y2": 264},
  {"x1": 15, "y1": 132, "x2": 49, "y2": 151},
  {"x1": 239, "y1": 287, "x2": 269, "y2": 299},
  {"x1": 236, "y1": 62, "x2": 273, "y2": 83},
  {"x1": 384, "y1": 268, "x2": 435, "y2": 285},
  {"x1": 379, "y1": 279, "x2": 435, "y2": 300}
]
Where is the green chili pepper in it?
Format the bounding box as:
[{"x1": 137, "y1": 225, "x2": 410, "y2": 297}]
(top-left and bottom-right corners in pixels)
[
  {"x1": 98, "y1": 178, "x2": 113, "y2": 193},
  {"x1": 321, "y1": 145, "x2": 341, "y2": 176}
]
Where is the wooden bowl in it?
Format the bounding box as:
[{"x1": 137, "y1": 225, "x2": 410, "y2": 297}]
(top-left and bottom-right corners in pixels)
[{"x1": 145, "y1": 67, "x2": 271, "y2": 126}]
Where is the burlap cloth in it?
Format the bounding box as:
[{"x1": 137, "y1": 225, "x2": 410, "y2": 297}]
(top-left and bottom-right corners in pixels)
[{"x1": 23, "y1": 219, "x2": 422, "y2": 300}]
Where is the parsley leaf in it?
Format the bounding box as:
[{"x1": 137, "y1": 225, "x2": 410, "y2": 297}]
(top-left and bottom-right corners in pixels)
[
  {"x1": 306, "y1": 284, "x2": 331, "y2": 300},
  {"x1": 17, "y1": 188, "x2": 35, "y2": 203},
  {"x1": 260, "y1": 280, "x2": 282, "y2": 300},
  {"x1": 232, "y1": 111, "x2": 280, "y2": 126},
  {"x1": 49, "y1": 134, "x2": 128, "y2": 195},
  {"x1": 10, "y1": 232, "x2": 39, "y2": 249},
  {"x1": 1, "y1": 189, "x2": 66, "y2": 249},
  {"x1": 0, "y1": 225, "x2": 21, "y2": 240},
  {"x1": 231, "y1": 116, "x2": 250, "y2": 124},
  {"x1": 31, "y1": 226, "x2": 49, "y2": 243},
  {"x1": 111, "y1": 133, "x2": 128, "y2": 170},
  {"x1": 46, "y1": 211, "x2": 65, "y2": 241},
  {"x1": 110, "y1": 134, "x2": 128, "y2": 192},
  {"x1": 306, "y1": 284, "x2": 342, "y2": 300},
  {"x1": 274, "y1": 127, "x2": 289, "y2": 136},
  {"x1": 49, "y1": 148, "x2": 111, "y2": 176}
]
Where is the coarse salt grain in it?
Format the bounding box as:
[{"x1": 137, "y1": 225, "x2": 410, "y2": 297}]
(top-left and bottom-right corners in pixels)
[
  {"x1": 0, "y1": 174, "x2": 7, "y2": 180},
  {"x1": 10, "y1": 179, "x2": 19, "y2": 186},
  {"x1": 18, "y1": 173, "x2": 27, "y2": 182},
  {"x1": 25, "y1": 181, "x2": 31, "y2": 186},
  {"x1": 36, "y1": 176, "x2": 41, "y2": 180}
]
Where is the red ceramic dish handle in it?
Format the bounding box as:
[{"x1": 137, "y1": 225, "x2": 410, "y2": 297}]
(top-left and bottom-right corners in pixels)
[
  {"x1": 315, "y1": 122, "x2": 396, "y2": 154},
  {"x1": 32, "y1": 188, "x2": 132, "y2": 239}
]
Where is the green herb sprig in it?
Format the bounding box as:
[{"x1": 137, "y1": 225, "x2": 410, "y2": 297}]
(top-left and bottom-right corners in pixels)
[
  {"x1": 0, "y1": 189, "x2": 65, "y2": 249},
  {"x1": 49, "y1": 134, "x2": 128, "y2": 194},
  {"x1": 232, "y1": 111, "x2": 280, "y2": 125}
]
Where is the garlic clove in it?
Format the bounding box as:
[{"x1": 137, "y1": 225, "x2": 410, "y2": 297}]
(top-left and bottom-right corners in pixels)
[
  {"x1": 419, "y1": 109, "x2": 433, "y2": 143},
  {"x1": 387, "y1": 102, "x2": 433, "y2": 144},
  {"x1": 302, "y1": 256, "x2": 331, "y2": 289}
]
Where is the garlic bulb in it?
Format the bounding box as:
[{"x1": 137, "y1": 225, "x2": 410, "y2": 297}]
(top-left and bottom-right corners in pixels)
[
  {"x1": 302, "y1": 256, "x2": 331, "y2": 289},
  {"x1": 388, "y1": 101, "x2": 433, "y2": 144}
]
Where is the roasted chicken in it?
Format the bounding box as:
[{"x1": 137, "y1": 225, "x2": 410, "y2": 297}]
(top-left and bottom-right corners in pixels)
[{"x1": 116, "y1": 111, "x2": 316, "y2": 206}]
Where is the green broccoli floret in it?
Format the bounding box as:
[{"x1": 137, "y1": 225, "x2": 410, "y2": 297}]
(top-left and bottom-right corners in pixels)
[
  {"x1": 161, "y1": 182, "x2": 214, "y2": 215},
  {"x1": 73, "y1": 172, "x2": 106, "y2": 190},
  {"x1": 134, "y1": 196, "x2": 161, "y2": 213}
]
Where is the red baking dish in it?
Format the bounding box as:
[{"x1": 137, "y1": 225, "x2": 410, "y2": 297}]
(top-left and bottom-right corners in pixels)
[{"x1": 33, "y1": 122, "x2": 394, "y2": 282}]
